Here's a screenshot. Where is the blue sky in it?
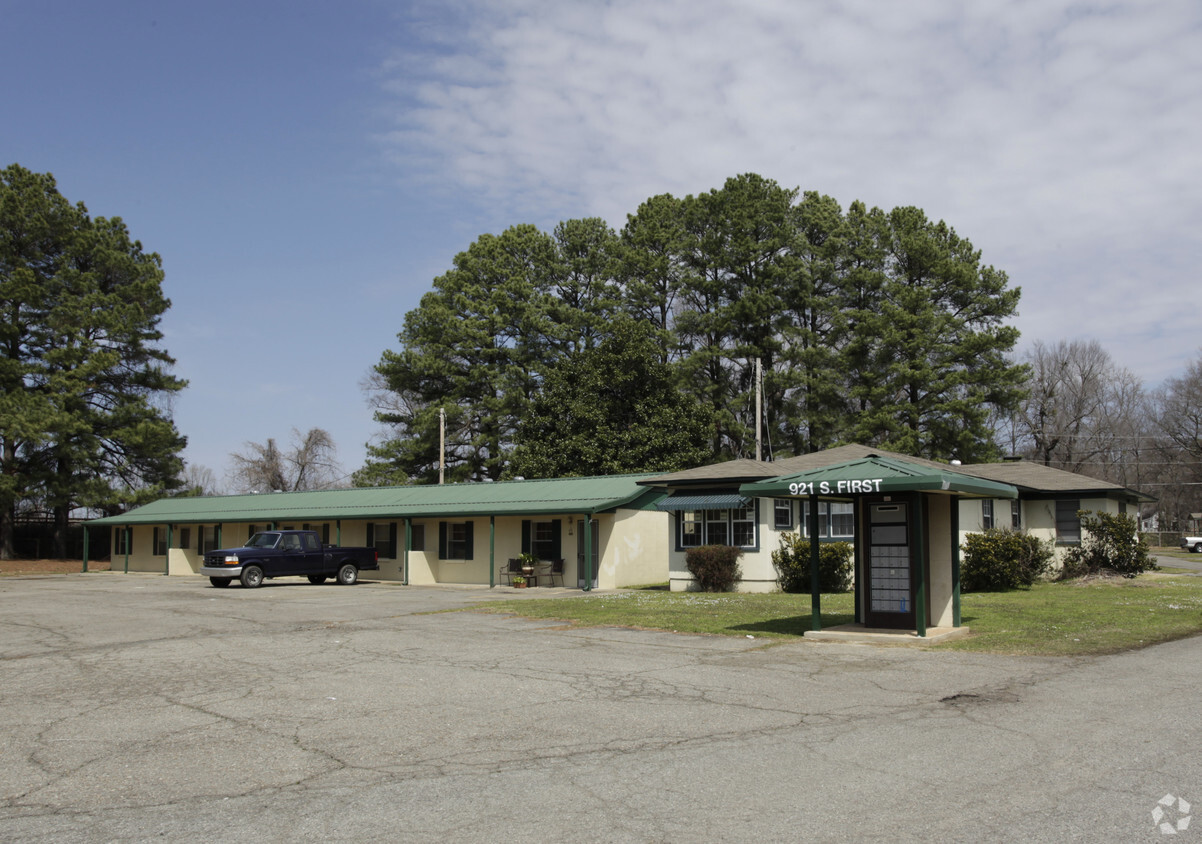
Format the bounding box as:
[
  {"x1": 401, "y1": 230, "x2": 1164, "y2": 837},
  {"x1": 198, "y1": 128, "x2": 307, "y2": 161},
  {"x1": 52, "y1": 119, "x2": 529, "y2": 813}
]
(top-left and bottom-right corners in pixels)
[{"x1": 6, "y1": 0, "x2": 1201, "y2": 488}]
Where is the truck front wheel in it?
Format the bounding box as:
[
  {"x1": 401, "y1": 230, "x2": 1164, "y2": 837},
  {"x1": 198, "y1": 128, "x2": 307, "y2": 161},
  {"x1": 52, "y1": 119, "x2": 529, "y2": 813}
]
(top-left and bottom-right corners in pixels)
[
  {"x1": 336, "y1": 563, "x2": 358, "y2": 585},
  {"x1": 307, "y1": 575, "x2": 327, "y2": 584},
  {"x1": 210, "y1": 577, "x2": 232, "y2": 588},
  {"x1": 240, "y1": 565, "x2": 265, "y2": 588}
]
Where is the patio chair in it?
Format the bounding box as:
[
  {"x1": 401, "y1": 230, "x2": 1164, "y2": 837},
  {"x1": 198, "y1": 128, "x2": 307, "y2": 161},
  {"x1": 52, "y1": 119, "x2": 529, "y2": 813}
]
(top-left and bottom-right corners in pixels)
[
  {"x1": 502, "y1": 558, "x2": 522, "y2": 585},
  {"x1": 546, "y1": 558, "x2": 565, "y2": 587}
]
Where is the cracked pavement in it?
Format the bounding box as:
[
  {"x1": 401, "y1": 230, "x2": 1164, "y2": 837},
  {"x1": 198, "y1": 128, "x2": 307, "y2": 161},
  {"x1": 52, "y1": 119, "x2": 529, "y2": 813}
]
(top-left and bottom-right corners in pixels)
[{"x1": 1, "y1": 574, "x2": 1198, "y2": 842}]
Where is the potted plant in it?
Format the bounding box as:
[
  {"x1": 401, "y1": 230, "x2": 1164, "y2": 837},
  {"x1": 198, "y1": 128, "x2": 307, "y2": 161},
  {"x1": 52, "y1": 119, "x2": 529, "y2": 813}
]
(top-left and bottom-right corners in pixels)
[
  {"x1": 511, "y1": 575, "x2": 527, "y2": 588},
  {"x1": 517, "y1": 552, "x2": 539, "y2": 575}
]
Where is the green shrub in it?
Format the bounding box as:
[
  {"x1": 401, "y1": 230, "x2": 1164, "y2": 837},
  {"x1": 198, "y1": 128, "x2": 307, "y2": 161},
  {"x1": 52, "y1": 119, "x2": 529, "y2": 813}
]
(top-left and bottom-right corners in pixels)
[
  {"x1": 1060, "y1": 510, "x2": 1157, "y2": 579},
  {"x1": 771, "y1": 534, "x2": 853, "y2": 593},
  {"x1": 961, "y1": 528, "x2": 1054, "y2": 592},
  {"x1": 685, "y1": 545, "x2": 743, "y2": 592}
]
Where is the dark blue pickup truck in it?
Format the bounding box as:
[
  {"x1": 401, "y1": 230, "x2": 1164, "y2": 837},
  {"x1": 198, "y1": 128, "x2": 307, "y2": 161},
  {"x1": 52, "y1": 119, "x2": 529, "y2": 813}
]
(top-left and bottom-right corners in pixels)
[{"x1": 200, "y1": 529, "x2": 379, "y2": 588}]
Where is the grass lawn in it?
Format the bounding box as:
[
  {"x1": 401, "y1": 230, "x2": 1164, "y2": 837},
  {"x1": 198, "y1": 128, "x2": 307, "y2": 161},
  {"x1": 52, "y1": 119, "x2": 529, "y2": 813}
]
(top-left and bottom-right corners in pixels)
[{"x1": 474, "y1": 573, "x2": 1202, "y2": 656}]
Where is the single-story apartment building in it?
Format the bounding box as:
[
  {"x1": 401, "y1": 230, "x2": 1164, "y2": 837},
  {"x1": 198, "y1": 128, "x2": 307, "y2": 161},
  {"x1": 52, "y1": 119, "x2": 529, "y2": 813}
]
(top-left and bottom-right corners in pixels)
[
  {"x1": 89, "y1": 474, "x2": 671, "y2": 590},
  {"x1": 90, "y1": 444, "x2": 1151, "y2": 636}
]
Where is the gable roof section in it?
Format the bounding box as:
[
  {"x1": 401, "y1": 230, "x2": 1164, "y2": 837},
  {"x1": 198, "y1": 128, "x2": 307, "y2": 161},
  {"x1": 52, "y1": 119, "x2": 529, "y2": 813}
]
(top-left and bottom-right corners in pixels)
[
  {"x1": 90, "y1": 474, "x2": 667, "y2": 526},
  {"x1": 956, "y1": 461, "x2": 1154, "y2": 502},
  {"x1": 739, "y1": 455, "x2": 1019, "y2": 500},
  {"x1": 645, "y1": 444, "x2": 1151, "y2": 502}
]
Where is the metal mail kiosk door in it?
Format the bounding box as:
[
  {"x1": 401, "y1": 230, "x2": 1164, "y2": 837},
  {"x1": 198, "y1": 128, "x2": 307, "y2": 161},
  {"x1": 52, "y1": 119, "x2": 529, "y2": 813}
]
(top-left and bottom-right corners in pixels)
[{"x1": 865, "y1": 502, "x2": 916, "y2": 629}]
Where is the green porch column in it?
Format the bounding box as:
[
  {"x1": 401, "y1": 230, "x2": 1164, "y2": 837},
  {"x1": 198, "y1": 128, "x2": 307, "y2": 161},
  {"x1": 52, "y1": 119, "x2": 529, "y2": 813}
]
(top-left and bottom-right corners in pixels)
[
  {"x1": 82, "y1": 526, "x2": 89, "y2": 573},
  {"x1": 489, "y1": 516, "x2": 495, "y2": 589},
  {"x1": 217, "y1": 523, "x2": 223, "y2": 551},
  {"x1": 124, "y1": 527, "x2": 131, "y2": 574},
  {"x1": 951, "y1": 496, "x2": 962, "y2": 627},
  {"x1": 853, "y1": 498, "x2": 862, "y2": 625},
  {"x1": 404, "y1": 518, "x2": 411, "y2": 586},
  {"x1": 165, "y1": 524, "x2": 173, "y2": 576},
  {"x1": 336, "y1": 520, "x2": 342, "y2": 546},
  {"x1": 809, "y1": 495, "x2": 821, "y2": 631},
  {"x1": 914, "y1": 497, "x2": 927, "y2": 637}
]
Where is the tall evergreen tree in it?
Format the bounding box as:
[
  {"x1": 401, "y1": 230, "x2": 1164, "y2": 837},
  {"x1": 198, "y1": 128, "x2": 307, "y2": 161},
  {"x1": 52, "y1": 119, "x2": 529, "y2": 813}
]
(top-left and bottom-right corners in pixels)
[
  {"x1": 510, "y1": 320, "x2": 711, "y2": 478},
  {"x1": 0, "y1": 164, "x2": 186, "y2": 558},
  {"x1": 846, "y1": 207, "x2": 1025, "y2": 461},
  {"x1": 359, "y1": 225, "x2": 559, "y2": 485}
]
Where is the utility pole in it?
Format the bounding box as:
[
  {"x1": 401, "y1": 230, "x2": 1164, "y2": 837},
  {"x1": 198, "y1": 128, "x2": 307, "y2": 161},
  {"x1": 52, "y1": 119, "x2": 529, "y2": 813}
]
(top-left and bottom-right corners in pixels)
[{"x1": 755, "y1": 357, "x2": 763, "y2": 462}]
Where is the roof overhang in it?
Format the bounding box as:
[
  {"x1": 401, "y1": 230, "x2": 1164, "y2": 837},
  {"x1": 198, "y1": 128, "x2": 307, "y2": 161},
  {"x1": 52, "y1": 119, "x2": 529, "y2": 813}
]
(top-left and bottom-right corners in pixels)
[{"x1": 739, "y1": 455, "x2": 1019, "y2": 500}]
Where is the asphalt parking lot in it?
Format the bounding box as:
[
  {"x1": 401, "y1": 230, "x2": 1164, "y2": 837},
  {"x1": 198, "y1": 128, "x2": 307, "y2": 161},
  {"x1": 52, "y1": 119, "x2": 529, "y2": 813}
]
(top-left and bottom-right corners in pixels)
[{"x1": 2, "y1": 573, "x2": 1199, "y2": 843}]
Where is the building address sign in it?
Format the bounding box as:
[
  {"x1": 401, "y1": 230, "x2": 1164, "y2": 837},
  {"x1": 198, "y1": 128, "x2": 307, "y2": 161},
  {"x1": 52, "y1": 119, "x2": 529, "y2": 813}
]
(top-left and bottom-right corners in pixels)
[{"x1": 788, "y1": 479, "x2": 885, "y2": 496}]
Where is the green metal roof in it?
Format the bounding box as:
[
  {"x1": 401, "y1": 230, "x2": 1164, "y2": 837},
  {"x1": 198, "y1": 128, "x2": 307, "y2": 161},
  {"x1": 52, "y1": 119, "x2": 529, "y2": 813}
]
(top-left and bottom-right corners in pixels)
[
  {"x1": 90, "y1": 474, "x2": 668, "y2": 526},
  {"x1": 655, "y1": 493, "x2": 750, "y2": 512},
  {"x1": 739, "y1": 455, "x2": 1019, "y2": 500}
]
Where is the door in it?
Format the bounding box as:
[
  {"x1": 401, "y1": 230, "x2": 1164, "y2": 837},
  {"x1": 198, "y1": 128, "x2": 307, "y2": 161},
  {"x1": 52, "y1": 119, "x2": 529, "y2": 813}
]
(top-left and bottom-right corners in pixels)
[
  {"x1": 864, "y1": 502, "x2": 916, "y2": 629},
  {"x1": 576, "y1": 519, "x2": 599, "y2": 589}
]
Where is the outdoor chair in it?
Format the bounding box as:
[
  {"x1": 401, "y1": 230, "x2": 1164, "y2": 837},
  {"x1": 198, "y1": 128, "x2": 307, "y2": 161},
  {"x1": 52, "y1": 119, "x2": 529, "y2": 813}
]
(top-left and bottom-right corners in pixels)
[
  {"x1": 546, "y1": 558, "x2": 564, "y2": 587},
  {"x1": 501, "y1": 558, "x2": 522, "y2": 585}
]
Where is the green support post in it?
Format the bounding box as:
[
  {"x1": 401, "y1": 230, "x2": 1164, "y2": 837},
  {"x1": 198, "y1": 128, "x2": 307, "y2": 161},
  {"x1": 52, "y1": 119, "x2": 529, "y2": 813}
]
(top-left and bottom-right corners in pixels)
[
  {"x1": 951, "y1": 496, "x2": 961, "y2": 627},
  {"x1": 853, "y1": 499, "x2": 862, "y2": 625},
  {"x1": 404, "y1": 518, "x2": 411, "y2": 586},
  {"x1": 124, "y1": 527, "x2": 130, "y2": 574},
  {"x1": 82, "y1": 526, "x2": 89, "y2": 573},
  {"x1": 165, "y1": 524, "x2": 173, "y2": 576},
  {"x1": 914, "y1": 496, "x2": 927, "y2": 637},
  {"x1": 489, "y1": 516, "x2": 495, "y2": 588},
  {"x1": 809, "y1": 495, "x2": 821, "y2": 631}
]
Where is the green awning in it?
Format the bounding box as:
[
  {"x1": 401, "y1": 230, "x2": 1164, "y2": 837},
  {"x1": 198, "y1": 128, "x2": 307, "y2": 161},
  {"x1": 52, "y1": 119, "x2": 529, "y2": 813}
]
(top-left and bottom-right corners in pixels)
[
  {"x1": 655, "y1": 493, "x2": 750, "y2": 512},
  {"x1": 740, "y1": 455, "x2": 1018, "y2": 500}
]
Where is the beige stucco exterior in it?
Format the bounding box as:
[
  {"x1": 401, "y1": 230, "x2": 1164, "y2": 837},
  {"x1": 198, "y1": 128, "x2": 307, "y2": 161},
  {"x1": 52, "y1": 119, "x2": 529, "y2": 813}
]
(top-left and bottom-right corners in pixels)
[{"x1": 107, "y1": 510, "x2": 668, "y2": 589}]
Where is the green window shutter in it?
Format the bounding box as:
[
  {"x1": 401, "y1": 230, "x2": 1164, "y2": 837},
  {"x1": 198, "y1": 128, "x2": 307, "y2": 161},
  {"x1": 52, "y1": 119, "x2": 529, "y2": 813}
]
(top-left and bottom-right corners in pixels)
[
  {"x1": 438, "y1": 522, "x2": 448, "y2": 559},
  {"x1": 521, "y1": 520, "x2": 531, "y2": 554},
  {"x1": 551, "y1": 519, "x2": 562, "y2": 560},
  {"x1": 465, "y1": 522, "x2": 474, "y2": 560},
  {"x1": 366, "y1": 523, "x2": 375, "y2": 549},
  {"x1": 388, "y1": 523, "x2": 398, "y2": 559}
]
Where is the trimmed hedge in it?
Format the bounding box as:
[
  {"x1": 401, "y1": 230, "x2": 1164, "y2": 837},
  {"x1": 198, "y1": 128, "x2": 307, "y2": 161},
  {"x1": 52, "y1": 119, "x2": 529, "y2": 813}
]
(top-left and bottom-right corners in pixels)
[
  {"x1": 770, "y1": 534, "x2": 853, "y2": 593},
  {"x1": 685, "y1": 545, "x2": 743, "y2": 592},
  {"x1": 960, "y1": 528, "x2": 1054, "y2": 592}
]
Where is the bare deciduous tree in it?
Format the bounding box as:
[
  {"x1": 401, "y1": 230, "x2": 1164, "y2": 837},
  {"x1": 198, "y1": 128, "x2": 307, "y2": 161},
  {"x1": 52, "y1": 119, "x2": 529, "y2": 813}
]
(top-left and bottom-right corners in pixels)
[{"x1": 228, "y1": 428, "x2": 343, "y2": 493}]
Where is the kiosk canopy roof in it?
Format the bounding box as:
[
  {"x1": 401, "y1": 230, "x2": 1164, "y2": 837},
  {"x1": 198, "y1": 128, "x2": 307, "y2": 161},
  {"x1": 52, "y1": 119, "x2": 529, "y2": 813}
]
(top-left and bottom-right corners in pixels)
[{"x1": 740, "y1": 455, "x2": 1019, "y2": 500}]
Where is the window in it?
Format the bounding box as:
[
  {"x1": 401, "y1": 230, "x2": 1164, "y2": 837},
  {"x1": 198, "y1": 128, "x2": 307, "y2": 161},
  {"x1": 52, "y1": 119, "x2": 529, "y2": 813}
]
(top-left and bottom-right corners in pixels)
[
  {"x1": 1055, "y1": 499, "x2": 1081, "y2": 543},
  {"x1": 303, "y1": 533, "x2": 321, "y2": 551},
  {"x1": 675, "y1": 504, "x2": 758, "y2": 550},
  {"x1": 801, "y1": 502, "x2": 828, "y2": 539},
  {"x1": 178, "y1": 527, "x2": 191, "y2": 550},
  {"x1": 200, "y1": 526, "x2": 218, "y2": 554},
  {"x1": 773, "y1": 499, "x2": 793, "y2": 530},
  {"x1": 830, "y1": 502, "x2": 854, "y2": 538},
  {"x1": 303, "y1": 523, "x2": 330, "y2": 544},
  {"x1": 439, "y1": 521, "x2": 474, "y2": 560},
  {"x1": 705, "y1": 510, "x2": 729, "y2": 546},
  {"x1": 680, "y1": 511, "x2": 702, "y2": 548},
  {"x1": 732, "y1": 506, "x2": 756, "y2": 546},
  {"x1": 113, "y1": 528, "x2": 130, "y2": 556},
  {"x1": 367, "y1": 523, "x2": 398, "y2": 559},
  {"x1": 153, "y1": 527, "x2": 167, "y2": 556},
  {"x1": 410, "y1": 523, "x2": 425, "y2": 552},
  {"x1": 982, "y1": 500, "x2": 994, "y2": 530},
  {"x1": 1011, "y1": 500, "x2": 1021, "y2": 529}
]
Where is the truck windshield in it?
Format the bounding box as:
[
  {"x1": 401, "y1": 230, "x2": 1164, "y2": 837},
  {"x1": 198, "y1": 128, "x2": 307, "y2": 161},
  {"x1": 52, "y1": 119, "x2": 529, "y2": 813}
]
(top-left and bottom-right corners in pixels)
[{"x1": 245, "y1": 532, "x2": 281, "y2": 548}]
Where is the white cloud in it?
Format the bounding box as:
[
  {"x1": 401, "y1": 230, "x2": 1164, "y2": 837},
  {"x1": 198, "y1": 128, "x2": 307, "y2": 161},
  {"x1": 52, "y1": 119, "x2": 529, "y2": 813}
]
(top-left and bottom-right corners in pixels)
[{"x1": 382, "y1": 0, "x2": 1202, "y2": 381}]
